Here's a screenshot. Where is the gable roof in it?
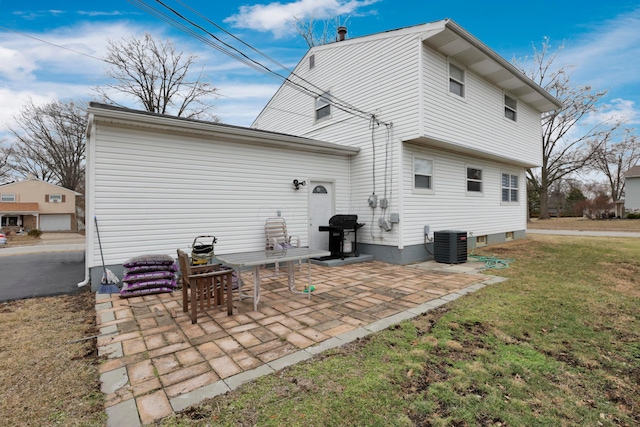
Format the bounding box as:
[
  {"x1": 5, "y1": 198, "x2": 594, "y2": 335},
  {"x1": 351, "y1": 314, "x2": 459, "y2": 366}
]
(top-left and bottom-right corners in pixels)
[
  {"x1": 87, "y1": 103, "x2": 360, "y2": 157},
  {"x1": 0, "y1": 178, "x2": 81, "y2": 195},
  {"x1": 308, "y1": 19, "x2": 562, "y2": 113},
  {"x1": 625, "y1": 165, "x2": 640, "y2": 178}
]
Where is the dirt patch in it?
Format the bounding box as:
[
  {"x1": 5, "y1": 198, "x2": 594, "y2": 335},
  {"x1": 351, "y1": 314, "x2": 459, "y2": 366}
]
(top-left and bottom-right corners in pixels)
[
  {"x1": 597, "y1": 261, "x2": 640, "y2": 297},
  {"x1": 0, "y1": 290, "x2": 104, "y2": 426}
]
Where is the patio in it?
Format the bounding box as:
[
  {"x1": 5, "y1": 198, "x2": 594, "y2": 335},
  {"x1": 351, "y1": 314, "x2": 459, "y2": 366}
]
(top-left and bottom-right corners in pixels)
[{"x1": 96, "y1": 260, "x2": 505, "y2": 426}]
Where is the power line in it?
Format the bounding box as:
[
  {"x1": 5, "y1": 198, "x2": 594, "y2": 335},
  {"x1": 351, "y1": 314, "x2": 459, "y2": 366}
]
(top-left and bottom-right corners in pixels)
[
  {"x1": 130, "y1": 0, "x2": 386, "y2": 124},
  {"x1": 0, "y1": 25, "x2": 111, "y2": 65}
]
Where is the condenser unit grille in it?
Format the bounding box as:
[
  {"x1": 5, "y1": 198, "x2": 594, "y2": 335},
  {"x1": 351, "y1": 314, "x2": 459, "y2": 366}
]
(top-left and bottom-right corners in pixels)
[{"x1": 433, "y1": 230, "x2": 467, "y2": 264}]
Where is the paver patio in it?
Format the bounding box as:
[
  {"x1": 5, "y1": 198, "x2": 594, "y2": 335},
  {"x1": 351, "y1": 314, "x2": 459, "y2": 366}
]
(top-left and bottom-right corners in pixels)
[{"x1": 96, "y1": 260, "x2": 501, "y2": 426}]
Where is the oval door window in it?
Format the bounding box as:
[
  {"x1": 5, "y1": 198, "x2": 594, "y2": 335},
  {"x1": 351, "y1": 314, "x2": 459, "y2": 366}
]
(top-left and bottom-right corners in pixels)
[{"x1": 312, "y1": 185, "x2": 328, "y2": 194}]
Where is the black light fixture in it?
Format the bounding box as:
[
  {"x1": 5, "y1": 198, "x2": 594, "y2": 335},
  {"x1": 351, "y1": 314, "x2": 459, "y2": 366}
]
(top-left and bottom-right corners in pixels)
[{"x1": 293, "y1": 179, "x2": 306, "y2": 190}]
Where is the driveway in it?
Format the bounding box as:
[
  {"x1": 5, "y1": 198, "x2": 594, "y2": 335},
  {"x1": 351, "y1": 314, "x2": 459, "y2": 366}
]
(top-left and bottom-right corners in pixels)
[{"x1": 0, "y1": 233, "x2": 86, "y2": 302}]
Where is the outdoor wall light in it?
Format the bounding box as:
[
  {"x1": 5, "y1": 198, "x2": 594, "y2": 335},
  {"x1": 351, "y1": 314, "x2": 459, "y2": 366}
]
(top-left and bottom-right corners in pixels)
[{"x1": 293, "y1": 179, "x2": 306, "y2": 190}]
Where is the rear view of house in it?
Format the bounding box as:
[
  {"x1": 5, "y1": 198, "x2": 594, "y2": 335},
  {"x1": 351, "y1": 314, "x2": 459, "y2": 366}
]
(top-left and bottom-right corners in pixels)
[
  {"x1": 253, "y1": 19, "x2": 562, "y2": 263},
  {"x1": 0, "y1": 178, "x2": 80, "y2": 232}
]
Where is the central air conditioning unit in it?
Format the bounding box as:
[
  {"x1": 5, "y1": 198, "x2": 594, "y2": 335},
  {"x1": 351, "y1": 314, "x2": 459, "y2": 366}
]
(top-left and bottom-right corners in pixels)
[{"x1": 433, "y1": 230, "x2": 467, "y2": 264}]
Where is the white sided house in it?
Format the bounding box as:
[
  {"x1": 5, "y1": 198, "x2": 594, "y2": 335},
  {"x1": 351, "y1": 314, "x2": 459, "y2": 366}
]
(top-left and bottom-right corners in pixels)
[
  {"x1": 253, "y1": 19, "x2": 562, "y2": 263},
  {"x1": 83, "y1": 103, "x2": 358, "y2": 290},
  {"x1": 623, "y1": 165, "x2": 640, "y2": 215}
]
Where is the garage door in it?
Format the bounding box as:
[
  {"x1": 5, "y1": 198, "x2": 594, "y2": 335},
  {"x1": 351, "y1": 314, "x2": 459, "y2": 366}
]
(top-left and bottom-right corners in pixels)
[{"x1": 40, "y1": 214, "x2": 71, "y2": 231}]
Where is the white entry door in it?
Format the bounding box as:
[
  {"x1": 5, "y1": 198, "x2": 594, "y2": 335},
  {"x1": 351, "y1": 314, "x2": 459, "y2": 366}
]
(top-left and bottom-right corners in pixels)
[{"x1": 309, "y1": 181, "x2": 334, "y2": 250}]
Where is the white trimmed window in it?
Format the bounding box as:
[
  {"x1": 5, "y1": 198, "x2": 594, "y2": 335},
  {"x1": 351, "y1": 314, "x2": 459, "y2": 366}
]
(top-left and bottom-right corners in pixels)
[
  {"x1": 502, "y1": 173, "x2": 519, "y2": 202},
  {"x1": 414, "y1": 157, "x2": 433, "y2": 191},
  {"x1": 48, "y1": 194, "x2": 63, "y2": 203},
  {"x1": 467, "y1": 167, "x2": 482, "y2": 193},
  {"x1": 504, "y1": 94, "x2": 517, "y2": 121},
  {"x1": 1, "y1": 193, "x2": 15, "y2": 202},
  {"x1": 315, "y1": 91, "x2": 331, "y2": 121},
  {"x1": 449, "y1": 62, "x2": 465, "y2": 97}
]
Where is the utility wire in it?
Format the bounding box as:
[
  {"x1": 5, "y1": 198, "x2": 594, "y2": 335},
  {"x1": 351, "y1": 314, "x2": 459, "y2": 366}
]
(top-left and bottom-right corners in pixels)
[
  {"x1": 131, "y1": 0, "x2": 385, "y2": 124},
  {"x1": 0, "y1": 25, "x2": 112, "y2": 65}
]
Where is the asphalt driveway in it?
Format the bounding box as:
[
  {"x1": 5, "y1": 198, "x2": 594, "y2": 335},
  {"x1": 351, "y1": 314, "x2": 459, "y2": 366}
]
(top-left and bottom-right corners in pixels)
[{"x1": 0, "y1": 233, "x2": 86, "y2": 302}]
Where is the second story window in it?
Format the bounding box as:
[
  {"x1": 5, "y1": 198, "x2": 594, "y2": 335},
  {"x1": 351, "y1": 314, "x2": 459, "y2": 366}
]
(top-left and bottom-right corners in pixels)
[
  {"x1": 48, "y1": 194, "x2": 63, "y2": 203},
  {"x1": 1, "y1": 193, "x2": 15, "y2": 202},
  {"x1": 504, "y1": 94, "x2": 517, "y2": 121},
  {"x1": 315, "y1": 91, "x2": 331, "y2": 121},
  {"x1": 449, "y1": 62, "x2": 465, "y2": 97}
]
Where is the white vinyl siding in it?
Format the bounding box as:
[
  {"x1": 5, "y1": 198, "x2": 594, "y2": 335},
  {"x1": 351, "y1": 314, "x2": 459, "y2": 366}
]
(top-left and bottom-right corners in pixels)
[
  {"x1": 86, "y1": 121, "x2": 352, "y2": 267},
  {"x1": 253, "y1": 31, "x2": 422, "y2": 248},
  {"x1": 403, "y1": 143, "x2": 527, "y2": 246},
  {"x1": 422, "y1": 44, "x2": 543, "y2": 167},
  {"x1": 624, "y1": 177, "x2": 640, "y2": 211}
]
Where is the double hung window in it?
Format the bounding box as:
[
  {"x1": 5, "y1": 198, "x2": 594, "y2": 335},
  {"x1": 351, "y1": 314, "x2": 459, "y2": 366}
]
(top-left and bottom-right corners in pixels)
[{"x1": 449, "y1": 63, "x2": 465, "y2": 97}]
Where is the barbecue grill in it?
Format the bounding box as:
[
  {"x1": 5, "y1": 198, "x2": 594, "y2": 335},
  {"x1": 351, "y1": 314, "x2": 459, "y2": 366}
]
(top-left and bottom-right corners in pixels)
[{"x1": 318, "y1": 214, "x2": 365, "y2": 259}]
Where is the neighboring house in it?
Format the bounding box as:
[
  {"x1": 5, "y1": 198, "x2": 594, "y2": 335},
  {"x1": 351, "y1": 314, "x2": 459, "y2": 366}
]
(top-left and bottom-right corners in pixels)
[
  {"x1": 0, "y1": 178, "x2": 80, "y2": 232},
  {"x1": 83, "y1": 19, "x2": 561, "y2": 289},
  {"x1": 253, "y1": 19, "x2": 562, "y2": 262},
  {"x1": 623, "y1": 165, "x2": 640, "y2": 215}
]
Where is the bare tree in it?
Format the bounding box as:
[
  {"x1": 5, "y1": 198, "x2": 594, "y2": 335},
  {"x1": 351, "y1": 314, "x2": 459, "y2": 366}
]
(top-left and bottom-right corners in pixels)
[
  {"x1": 95, "y1": 33, "x2": 219, "y2": 121},
  {"x1": 0, "y1": 141, "x2": 13, "y2": 183},
  {"x1": 590, "y1": 128, "x2": 640, "y2": 202},
  {"x1": 6, "y1": 99, "x2": 86, "y2": 192},
  {"x1": 294, "y1": 15, "x2": 349, "y2": 48},
  {"x1": 514, "y1": 38, "x2": 619, "y2": 219}
]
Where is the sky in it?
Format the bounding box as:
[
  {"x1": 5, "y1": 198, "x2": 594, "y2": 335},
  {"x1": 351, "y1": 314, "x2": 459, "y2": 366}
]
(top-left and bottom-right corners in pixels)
[{"x1": 1, "y1": 0, "x2": 639, "y2": 135}]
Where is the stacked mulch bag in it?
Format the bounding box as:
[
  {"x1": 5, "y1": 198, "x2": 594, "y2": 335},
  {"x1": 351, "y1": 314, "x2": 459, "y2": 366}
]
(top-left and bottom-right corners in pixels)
[{"x1": 120, "y1": 254, "x2": 178, "y2": 298}]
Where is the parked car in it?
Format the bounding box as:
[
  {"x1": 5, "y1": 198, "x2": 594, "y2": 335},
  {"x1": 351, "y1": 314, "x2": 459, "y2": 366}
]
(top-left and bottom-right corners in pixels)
[{"x1": 0, "y1": 232, "x2": 6, "y2": 246}]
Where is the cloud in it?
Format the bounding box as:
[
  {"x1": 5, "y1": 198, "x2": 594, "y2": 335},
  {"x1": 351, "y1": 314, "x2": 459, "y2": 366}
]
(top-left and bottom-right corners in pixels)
[
  {"x1": 225, "y1": 0, "x2": 380, "y2": 37},
  {"x1": 561, "y1": 8, "x2": 640, "y2": 90},
  {"x1": 586, "y1": 98, "x2": 639, "y2": 126}
]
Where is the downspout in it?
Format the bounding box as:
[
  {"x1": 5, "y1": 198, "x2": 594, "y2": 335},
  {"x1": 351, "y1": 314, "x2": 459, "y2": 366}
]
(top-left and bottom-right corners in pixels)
[{"x1": 78, "y1": 114, "x2": 96, "y2": 288}]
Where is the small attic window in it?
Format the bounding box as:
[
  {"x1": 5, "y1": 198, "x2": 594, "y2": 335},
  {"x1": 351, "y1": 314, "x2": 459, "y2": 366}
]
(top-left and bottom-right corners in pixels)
[{"x1": 309, "y1": 54, "x2": 315, "y2": 69}]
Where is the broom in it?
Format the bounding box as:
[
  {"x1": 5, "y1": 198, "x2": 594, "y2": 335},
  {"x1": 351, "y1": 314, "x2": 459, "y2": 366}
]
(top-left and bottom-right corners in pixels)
[{"x1": 95, "y1": 216, "x2": 121, "y2": 294}]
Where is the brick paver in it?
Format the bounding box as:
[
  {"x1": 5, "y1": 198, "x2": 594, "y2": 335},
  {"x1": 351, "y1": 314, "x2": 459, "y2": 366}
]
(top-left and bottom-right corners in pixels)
[{"x1": 97, "y1": 260, "x2": 492, "y2": 425}]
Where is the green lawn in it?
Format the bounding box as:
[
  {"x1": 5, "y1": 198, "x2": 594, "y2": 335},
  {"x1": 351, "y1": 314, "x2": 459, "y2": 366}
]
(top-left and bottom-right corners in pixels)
[{"x1": 159, "y1": 235, "x2": 640, "y2": 426}]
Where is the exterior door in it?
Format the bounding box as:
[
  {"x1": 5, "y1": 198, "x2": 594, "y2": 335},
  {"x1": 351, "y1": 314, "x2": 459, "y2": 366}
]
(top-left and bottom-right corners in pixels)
[{"x1": 309, "y1": 181, "x2": 334, "y2": 250}]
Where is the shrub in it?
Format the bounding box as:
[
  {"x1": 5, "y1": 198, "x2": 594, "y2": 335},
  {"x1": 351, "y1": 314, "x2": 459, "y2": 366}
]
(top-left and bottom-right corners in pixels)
[
  {"x1": 28, "y1": 229, "x2": 43, "y2": 238},
  {"x1": 626, "y1": 212, "x2": 640, "y2": 219}
]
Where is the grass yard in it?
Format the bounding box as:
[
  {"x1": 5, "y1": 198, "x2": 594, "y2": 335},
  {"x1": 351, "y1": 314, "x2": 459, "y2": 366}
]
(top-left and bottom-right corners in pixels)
[
  {"x1": 158, "y1": 234, "x2": 640, "y2": 427},
  {"x1": 527, "y1": 217, "x2": 640, "y2": 231},
  {"x1": 0, "y1": 224, "x2": 638, "y2": 426}
]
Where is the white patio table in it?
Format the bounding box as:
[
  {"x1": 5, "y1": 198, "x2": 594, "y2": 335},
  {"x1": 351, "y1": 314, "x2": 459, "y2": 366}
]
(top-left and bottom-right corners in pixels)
[{"x1": 215, "y1": 247, "x2": 330, "y2": 311}]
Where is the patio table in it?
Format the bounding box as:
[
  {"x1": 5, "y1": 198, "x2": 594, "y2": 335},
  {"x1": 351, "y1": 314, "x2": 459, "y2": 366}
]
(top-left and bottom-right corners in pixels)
[{"x1": 215, "y1": 247, "x2": 330, "y2": 311}]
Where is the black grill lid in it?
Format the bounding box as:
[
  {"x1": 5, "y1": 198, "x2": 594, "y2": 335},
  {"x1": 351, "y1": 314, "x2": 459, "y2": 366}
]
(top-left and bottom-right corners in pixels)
[{"x1": 328, "y1": 214, "x2": 364, "y2": 229}]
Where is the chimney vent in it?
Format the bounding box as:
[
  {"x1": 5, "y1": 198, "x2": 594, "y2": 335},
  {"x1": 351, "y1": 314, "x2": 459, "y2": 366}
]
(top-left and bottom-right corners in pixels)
[{"x1": 337, "y1": 26, "x2": 347, "y2": 41}]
